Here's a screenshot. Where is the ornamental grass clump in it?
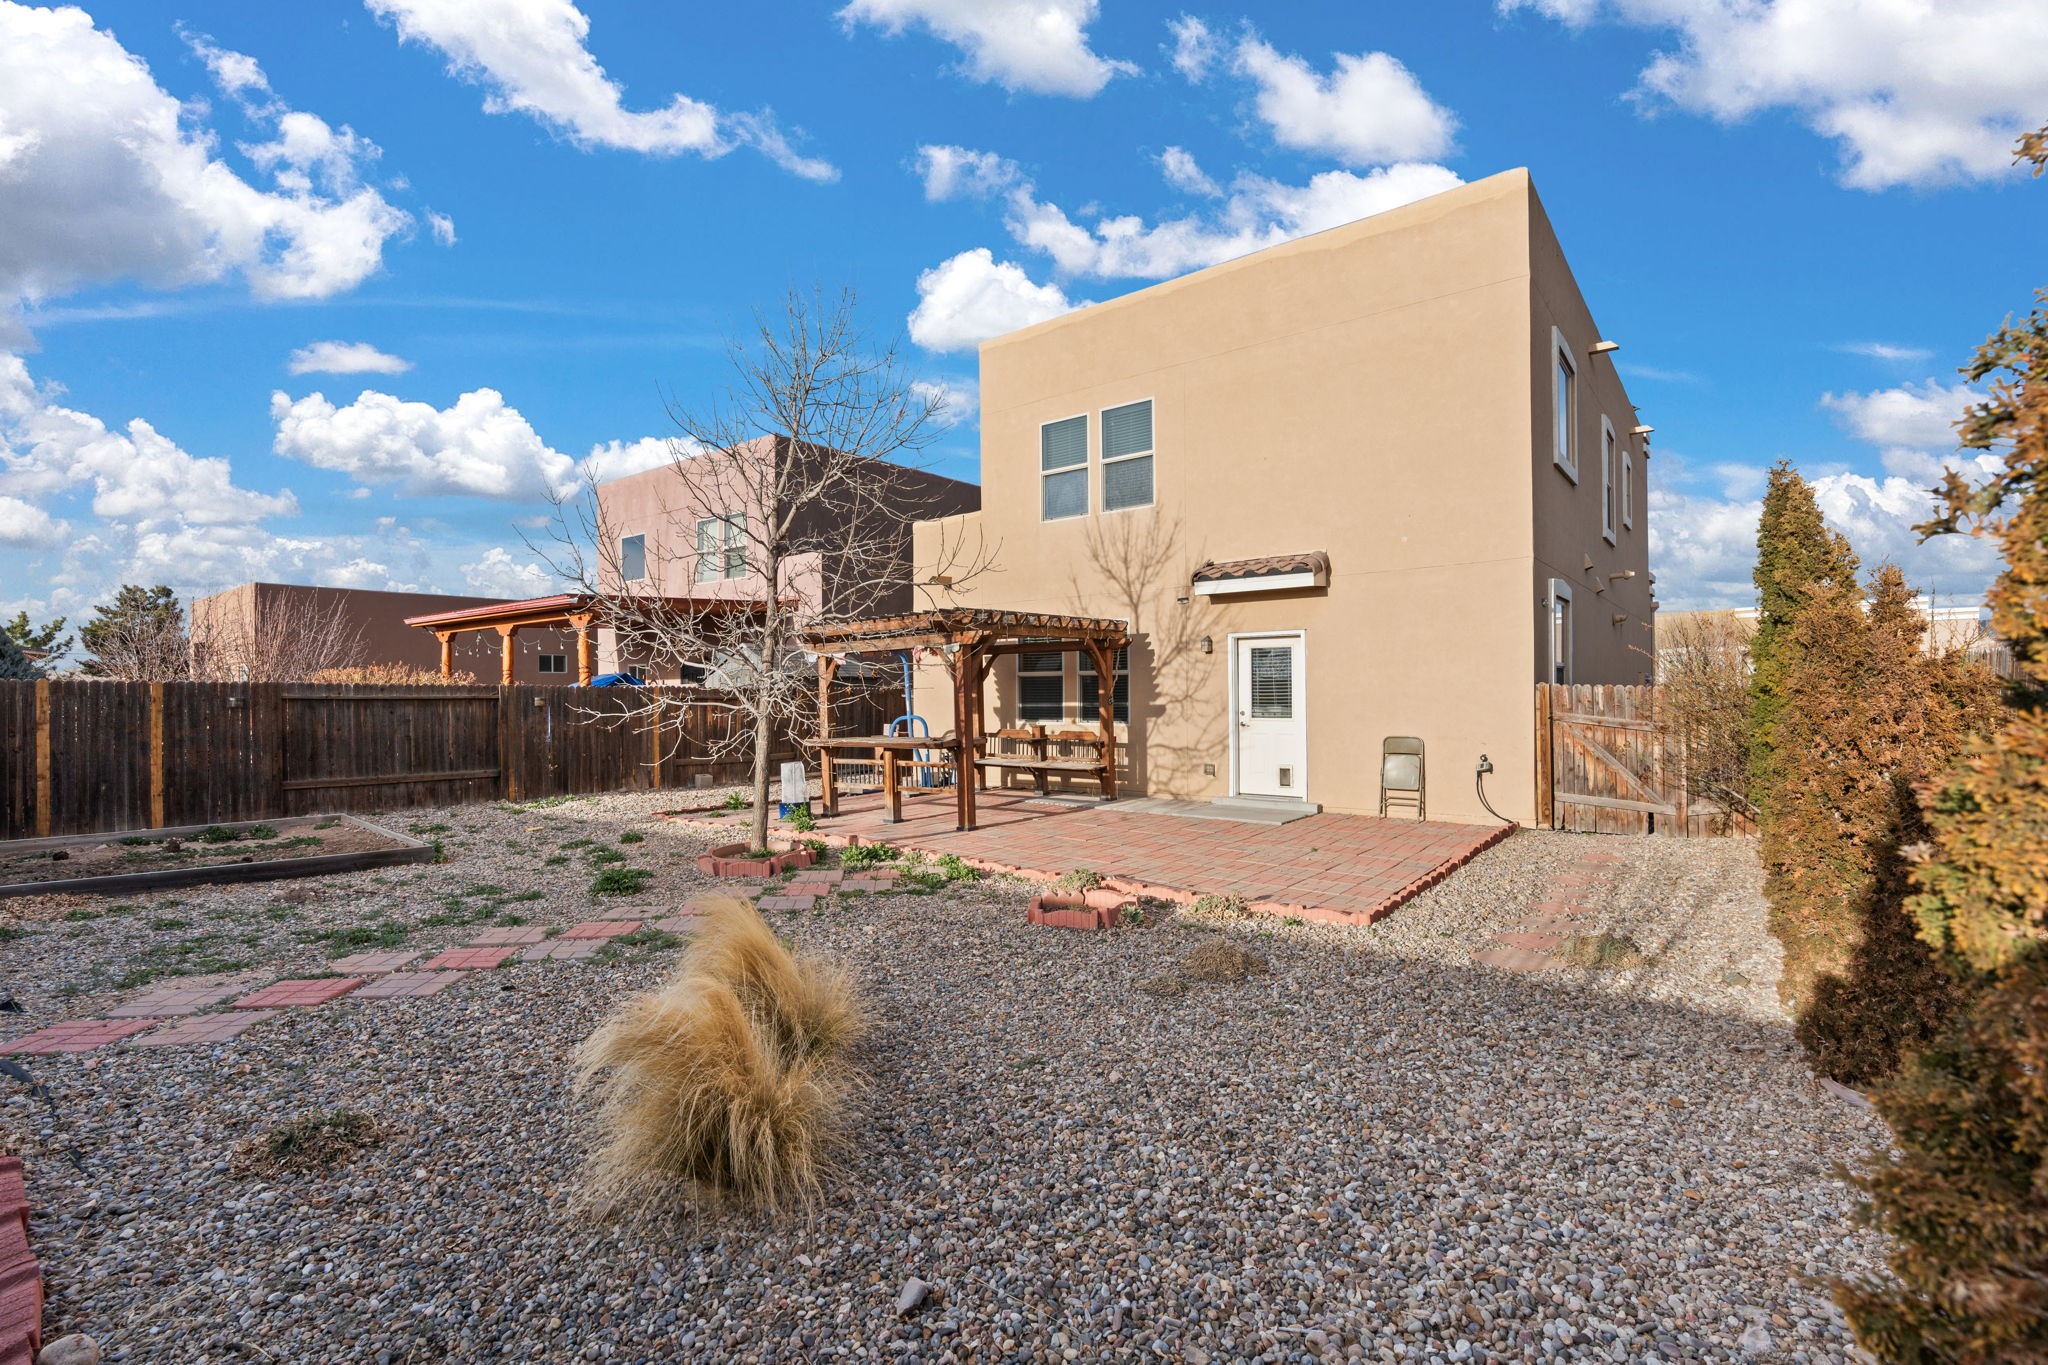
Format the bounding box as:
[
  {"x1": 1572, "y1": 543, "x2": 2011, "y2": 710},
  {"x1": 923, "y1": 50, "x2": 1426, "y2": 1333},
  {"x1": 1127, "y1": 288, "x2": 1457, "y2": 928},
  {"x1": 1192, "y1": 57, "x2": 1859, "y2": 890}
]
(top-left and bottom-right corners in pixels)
[{"x1": 575, "y1": 895, "x2": 864, "y2": 1213}]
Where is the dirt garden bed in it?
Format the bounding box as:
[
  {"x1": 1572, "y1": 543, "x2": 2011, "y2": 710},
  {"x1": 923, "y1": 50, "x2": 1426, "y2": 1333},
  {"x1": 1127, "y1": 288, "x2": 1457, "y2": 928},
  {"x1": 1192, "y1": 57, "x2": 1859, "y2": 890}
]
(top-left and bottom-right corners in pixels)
[{"x1": 0, "y1": 815, "x2": 432, "y2": 900}]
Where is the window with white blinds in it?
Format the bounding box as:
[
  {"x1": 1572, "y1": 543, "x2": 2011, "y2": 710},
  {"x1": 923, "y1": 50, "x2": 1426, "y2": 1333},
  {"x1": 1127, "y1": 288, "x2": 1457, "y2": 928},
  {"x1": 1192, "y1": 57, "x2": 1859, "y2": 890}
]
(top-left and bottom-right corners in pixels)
[
  {"x1": 1016, "y1": 650, "x2": 1065, "y2": 721},
  {"x1": 1041, "y1": 415, "x2": 1088, "y2": 520},
  {"x1": 1101, "y1": 399, "x2": 1153, "y2": 511},
  {"x1": 1248, "y1": 646, "x2": 1293, "y2": 718},
  {"x1": 694, "y1": 512, "x2": 747, "y2": 581},
  {"x1": 1078, "y1": 645, "x2": 1129, "y2": 723}
]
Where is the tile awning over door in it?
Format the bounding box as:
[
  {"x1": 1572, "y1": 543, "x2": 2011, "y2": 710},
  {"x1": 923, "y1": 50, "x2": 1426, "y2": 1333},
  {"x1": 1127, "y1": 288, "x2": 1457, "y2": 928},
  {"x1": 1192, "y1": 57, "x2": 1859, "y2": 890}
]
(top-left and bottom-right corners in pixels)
[{"x1": 1191, "y1": 551, "x2": 1331, "y2": 596}]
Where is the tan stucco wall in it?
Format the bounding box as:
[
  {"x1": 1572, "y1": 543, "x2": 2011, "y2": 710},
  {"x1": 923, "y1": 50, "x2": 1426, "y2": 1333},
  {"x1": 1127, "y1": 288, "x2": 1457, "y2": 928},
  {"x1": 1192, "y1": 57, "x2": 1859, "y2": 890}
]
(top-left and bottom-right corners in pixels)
[{"x1": 911, "y1": 169, "x2": 1647, "y2": 825}]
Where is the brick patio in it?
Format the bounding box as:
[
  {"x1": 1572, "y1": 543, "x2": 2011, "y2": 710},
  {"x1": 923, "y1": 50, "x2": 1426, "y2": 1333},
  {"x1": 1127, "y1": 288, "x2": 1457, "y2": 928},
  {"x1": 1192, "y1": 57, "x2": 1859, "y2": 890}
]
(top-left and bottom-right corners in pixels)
[{"x1": 765, "y1": 789, "x2": 1513, "y2": 924}]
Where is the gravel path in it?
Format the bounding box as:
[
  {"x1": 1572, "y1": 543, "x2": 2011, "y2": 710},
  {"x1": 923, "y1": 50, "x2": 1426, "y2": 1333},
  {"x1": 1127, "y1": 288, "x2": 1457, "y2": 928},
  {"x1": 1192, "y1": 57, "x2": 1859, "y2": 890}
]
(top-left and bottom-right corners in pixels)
[{"x1": 0, "y1": 797, "x2": 1883, "y2": 1363}]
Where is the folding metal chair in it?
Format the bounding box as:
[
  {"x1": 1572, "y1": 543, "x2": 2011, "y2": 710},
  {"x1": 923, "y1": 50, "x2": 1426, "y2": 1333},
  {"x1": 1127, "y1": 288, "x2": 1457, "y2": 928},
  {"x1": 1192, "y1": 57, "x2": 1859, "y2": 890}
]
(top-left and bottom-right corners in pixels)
[{"x1": 1379, "y1": 736, "x2": 1425, "y2": 820}]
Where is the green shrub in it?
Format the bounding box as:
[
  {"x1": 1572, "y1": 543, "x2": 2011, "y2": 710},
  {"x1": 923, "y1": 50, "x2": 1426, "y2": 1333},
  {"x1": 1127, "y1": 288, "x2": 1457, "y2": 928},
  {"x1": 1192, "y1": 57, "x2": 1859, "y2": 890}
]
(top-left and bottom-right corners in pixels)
[
  {"x1": 619, "y1": 830, "x2": 644, "y2": 844},
  {"x1": 1053, "y1": 868, "x2": 1101, "y2": 892},
  {"x1": 195, "y1": 825, "x2": 239, "y2": 844},
  {"x1": 591, "y1": 867, "x2": 654, "y2": 896},
  {"x1": 784, "y1": 805, "x2": 817, "y2": 833},
  {"x1": 839, "y1": 843, "x2": 898, "y2": 871},
  {"x1": 937, "y1": 854, "x2": 978, "y2": 882},
  {"x1": 300, "y1": 921, "x2": 410, "y2": 953},
  {"x1": 723, "y1": 792, "x2": 746, "y2": 810}
]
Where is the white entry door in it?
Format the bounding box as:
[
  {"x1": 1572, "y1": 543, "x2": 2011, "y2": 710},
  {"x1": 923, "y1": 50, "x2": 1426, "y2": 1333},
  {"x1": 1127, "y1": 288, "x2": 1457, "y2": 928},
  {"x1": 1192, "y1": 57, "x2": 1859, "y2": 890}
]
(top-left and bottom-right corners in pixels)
[{"x1": 1233, "y1": 635, "x2": 1307, "y2": 799}]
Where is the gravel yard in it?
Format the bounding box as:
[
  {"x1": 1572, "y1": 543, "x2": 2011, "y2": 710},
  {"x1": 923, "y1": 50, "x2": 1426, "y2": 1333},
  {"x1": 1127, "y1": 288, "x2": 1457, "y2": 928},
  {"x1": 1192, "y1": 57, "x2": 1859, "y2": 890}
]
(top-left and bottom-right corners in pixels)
[{"x1": 0, "y1": 793, "x2": 1883, "y2": 1364}]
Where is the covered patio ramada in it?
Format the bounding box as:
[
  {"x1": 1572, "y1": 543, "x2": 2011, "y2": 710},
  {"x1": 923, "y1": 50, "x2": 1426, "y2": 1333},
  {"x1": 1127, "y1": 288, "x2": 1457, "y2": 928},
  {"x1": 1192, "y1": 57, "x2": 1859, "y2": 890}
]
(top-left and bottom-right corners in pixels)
[
  {"x1": 803, "y1": 608, "x2": 1129, "y2": 831},
  {"x1": 403, "y1": 593, "x2": 763, "y2": 685}
]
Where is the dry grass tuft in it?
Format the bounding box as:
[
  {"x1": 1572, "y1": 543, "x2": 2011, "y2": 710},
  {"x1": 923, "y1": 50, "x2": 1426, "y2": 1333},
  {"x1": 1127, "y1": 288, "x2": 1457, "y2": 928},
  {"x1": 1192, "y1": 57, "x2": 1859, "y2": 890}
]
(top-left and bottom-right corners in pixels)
[
  {"x1": 1138, "y1": 973, "x2": 1187, "y2": 998},
  {"x1": 575, "y1": 896, "x2": 864, "y2": 1214},
  {"x1": 1179, "y1": 937, "x2": 1270, "y2": 984},
  {"x1": 232, "y1": 1110, "x2": 389, "y2": 1176},
  {"x1": 1559, "y1": 933, "x2": 1649, "y2": 970}
]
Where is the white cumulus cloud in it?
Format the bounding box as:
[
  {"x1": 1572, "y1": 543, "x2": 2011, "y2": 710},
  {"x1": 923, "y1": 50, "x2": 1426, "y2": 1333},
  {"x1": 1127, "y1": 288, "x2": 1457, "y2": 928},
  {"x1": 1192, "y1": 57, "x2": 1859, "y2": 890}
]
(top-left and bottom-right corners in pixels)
[
  {"x1": 839, "y1": 0, "x2": 1135, "y2": 97},
  {"x1": 366, "y1": 0, "x2": 836, "y2": 180},
  {"x1": 1233, "y1": 35, "x2": 1457, "y2": 166},
  {"x1": 1159, "y1": 146, "x2": 1221, "y2": 197},
  {"x1": 579, "y1": 436, "x2": 679, "y2": 485},
  {"x1": 270, "y1": 385, "x2": 577, "y2": 501},
  {"x1": 287, "y1": 341, "x2": 413, "y2": 376},
  {"x1": 461, "y1": 545, "x2": 554, "y2": 598},
  {"x1": 907, "y1": 249, "x2": 1087, "y2": 353},
  {"x1": 916, "y1": 145, "x2": 1025, "y2": 202},
  {"x1": 1499, "y1": 0, "x2": 2048, "y2": 189},
  {"x1": 1165, "y1": 15, "x2": 1220, "y2": 82},
  {"x1": 0, "y1": 494, "x2": 65, "y2": 549},
  {"x1": 0, "y1": 5, "x2": 412, "y2": 325}
]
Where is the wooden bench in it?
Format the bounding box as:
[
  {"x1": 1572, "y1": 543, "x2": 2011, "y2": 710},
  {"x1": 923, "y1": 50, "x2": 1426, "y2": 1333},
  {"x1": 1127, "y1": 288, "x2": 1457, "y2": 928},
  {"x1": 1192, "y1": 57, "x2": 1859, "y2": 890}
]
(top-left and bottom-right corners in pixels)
[{"x1": 973, "y1": 725, "x2": 1111, "y2": 795}]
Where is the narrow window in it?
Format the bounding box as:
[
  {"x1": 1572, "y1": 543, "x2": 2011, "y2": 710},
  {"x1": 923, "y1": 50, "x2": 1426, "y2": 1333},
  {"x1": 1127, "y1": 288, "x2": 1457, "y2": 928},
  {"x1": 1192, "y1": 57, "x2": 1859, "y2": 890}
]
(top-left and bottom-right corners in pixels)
[
  {"x1": 1041, "y1": 415, "x2": 1089, "y2": 520},
  {"x1": 1550, "y1": 581, "x2": 1574, "y2": 685},
  {"x1": 1623, "y1": 447, "x2": 1635, "y2": 530},
  {"x1": 1016, "y1": 650, "x2": 1065, "y2": 722},
  {"x1": 721, "y1": 511, "x2": 746, "y2": 579},
  {"x1": 1079, "y1": 645, "x2": 1130, "y2": 723},
  {"x1": 538, "y1": 654, "x2": 567, "y2": 674},
  {"x1": 619, "y1": 533, "x2": 646, "y2": 582},
  {"x1": 1101, "y1": 400, "x2": 1154, "y2": 512},
  {"x1": 694, "y1": 518, "x2": 720, "y2": 583},
  {"x1": 1601, "y1": 419, "x2": 1617, "y2": 544},
  {"x1": 1553, "y1": 331, "x2": 1578, "y2": 481}
]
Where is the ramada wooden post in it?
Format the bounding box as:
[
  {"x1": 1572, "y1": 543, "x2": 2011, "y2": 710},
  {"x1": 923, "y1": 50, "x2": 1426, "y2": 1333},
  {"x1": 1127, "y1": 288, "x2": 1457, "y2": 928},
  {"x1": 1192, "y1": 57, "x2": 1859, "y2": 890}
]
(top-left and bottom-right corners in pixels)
[
  {"x1": 816, "y1": 653, "x2": 839, "y2": 817},
  {"x1": 882, "y1": 744, "x2": 901, "y2": 824},
  {"x1": 436, "y1": 631, "x2": 454, "y2": 680},
  {"x1": 568, "y1": 612, "x2": 596, "y2": 686},
  {"x1": 1086, "y1": 638, "x2": 1117, "y2": 800},
  {"x1": 495, "y1": 624, "x2": 517, "y2": 685}
]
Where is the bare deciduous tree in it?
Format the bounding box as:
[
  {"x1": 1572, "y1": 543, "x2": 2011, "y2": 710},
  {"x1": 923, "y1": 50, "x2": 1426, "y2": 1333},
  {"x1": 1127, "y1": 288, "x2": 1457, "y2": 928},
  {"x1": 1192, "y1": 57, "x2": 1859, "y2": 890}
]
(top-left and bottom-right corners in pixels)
[
  {"x1": 1654, "y1": 609, "x2": 1756, "y2": 819},
  {"x1": 189, "y1": 592, "x2": 367, "y2": 682},
  {"x1": 545, "y1": 286, "x2": 992, "y2": 850}
]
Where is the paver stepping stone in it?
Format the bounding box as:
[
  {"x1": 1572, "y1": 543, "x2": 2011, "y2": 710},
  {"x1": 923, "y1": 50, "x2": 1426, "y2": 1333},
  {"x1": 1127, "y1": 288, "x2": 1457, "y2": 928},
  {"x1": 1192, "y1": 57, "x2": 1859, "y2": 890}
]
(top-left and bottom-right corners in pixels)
[
  {"x1": 355, "y1": 971, "x2": 469, "y2": 999},
  {"x1": 1497, "y1": 930, "x2": 1563, "y2": 952},
  {"x1": 843, "y1": 878, "x2": 894, "y2": 892},
  {"x1": 109, "y1": 971, "x2": 271, "y2": 1018},
  {"x1": 1472, "y1": 946, "x2": 1555, "y2": 974},
  {"x1": 467, "y1": 927, "x2": 549, "y2": 946},
  {"x1": 421, "y1": 946, "x2": 516, "y2": 970},
  {"x1": 522, "y1": 939, "x2": 602, "y2": 962},
  {"x1": 1530, "y1": 900, "x2": 1599, "y2": 917},
  {"x1": 648, "y1": 914, "x2": 702, "y2": 934},
  {"x1": 130, "y1": 1011, "x2": 278, "y2": 1047},
  {"x1": 757, "y1": 895, "x2": 816, "y2": 911},
  {"x1": 233, "y1": 978, "x2": 365, "y2": 1009},
  {"x1": 560, "y1": 920, "x2": 642, "y2": 939},
  {"x1": 326, "y1": 950, "x2": 424, "y2": 974},
  {"x1": 3, "y1": 1019, "x2": 158, "y2": 1054}
]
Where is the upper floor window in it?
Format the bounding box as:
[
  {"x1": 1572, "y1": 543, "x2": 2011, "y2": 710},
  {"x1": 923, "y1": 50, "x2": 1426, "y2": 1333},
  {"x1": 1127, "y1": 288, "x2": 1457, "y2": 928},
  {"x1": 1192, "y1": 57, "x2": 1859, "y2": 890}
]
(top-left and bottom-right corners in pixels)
[
  {"x1": 1622, "y1": 446, "x2": 1635, "y2": 530},
  {"x1": 1042, "y1": 415, "x2": 1088, "y2": 520},
  {"x1": 538, "y1": 654, "x2": 567, "y2": 674},
  {"x1": 1600, "y1": 418, "x2": 1617, "y2": 544},
  {"x1": 619, "y1": 533, "x2": 647, "y2": 582},
  {"x1": 1552, "y1": 329, "x2": 1578, "y2": 482},
  {"x1": 1550, "y1": 579, "x2": 1574, "y2": 685},
  {"x1": 1016, "y1": 649, "x2": 1065, "y2": 721},
  {"x1": 1101, "y1": 400, "x2": 1154, "y2": 512},
  {"x1": 695, "y1": 513, "x2": 746, "y2": 582}
]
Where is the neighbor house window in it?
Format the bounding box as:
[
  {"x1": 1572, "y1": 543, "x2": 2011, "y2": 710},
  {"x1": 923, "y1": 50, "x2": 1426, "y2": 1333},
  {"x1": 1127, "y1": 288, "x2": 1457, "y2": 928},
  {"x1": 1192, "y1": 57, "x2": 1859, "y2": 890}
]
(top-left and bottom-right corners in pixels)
[
  {"x1": 1550, "y1": 580, "x2": 1574, "y2": 685},
  {"x1": 619, "y1": 533, "x2": 647, "y2": 582},
  {"x1": 1101, "y1": 400, "x2": 1154, "y2": 512},
  {"x1": 1601, "y1": 418, "x2": 1617, "y2": 544},
  {"x1": 1041, "y1": 415, "x2": 1088, "y2": 520},
  {"x1": 1016, "y1": 650, "x2": 1065, "y2": 721},
  {"x1": 1079, "y1": 646, "x2": 1130, "y2": 723},
  {"x1": 538, "y1": 654, "x2": 567, "y2": 674},
  {"x1": 1623, "y1": 447, "x2": 1635, "y2": 530},
  {"x1": 695, "y1": 512, "x2": 746, "y2": 582},
  {"x1": 1553, "y1": 329, "x2": 1578, "y2": 481}
]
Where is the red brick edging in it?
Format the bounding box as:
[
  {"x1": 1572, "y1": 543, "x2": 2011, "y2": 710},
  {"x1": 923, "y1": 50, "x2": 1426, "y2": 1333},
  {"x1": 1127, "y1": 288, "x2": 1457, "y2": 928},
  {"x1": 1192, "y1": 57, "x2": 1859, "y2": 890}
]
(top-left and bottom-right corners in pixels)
[
  {"x1": 694, "y1": 843, "x2": 818, "y2": 878},
  {"x1": 0, "y1": 1154, "x2": 41, "y2": 1365},
  {"x1": 1026, "y1": 888, "x2": 1133, "y2": 931}
]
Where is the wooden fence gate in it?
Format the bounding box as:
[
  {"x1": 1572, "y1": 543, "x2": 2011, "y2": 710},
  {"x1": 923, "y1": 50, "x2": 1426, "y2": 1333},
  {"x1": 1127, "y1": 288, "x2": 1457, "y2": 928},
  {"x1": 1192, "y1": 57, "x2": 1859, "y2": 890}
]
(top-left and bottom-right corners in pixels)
[{"x1": 1535, "y1": 683, "x2": 1750, "y2": 837}]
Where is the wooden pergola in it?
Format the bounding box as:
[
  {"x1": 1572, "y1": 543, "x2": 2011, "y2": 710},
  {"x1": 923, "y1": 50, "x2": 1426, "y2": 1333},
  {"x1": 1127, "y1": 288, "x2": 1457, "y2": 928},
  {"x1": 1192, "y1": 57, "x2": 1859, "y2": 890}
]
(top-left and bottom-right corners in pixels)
[
  {"x1": 803, "y1": 608, "x2": 1129, "y2": 831},
  {"x1": 403, "y1": 593, "x2": 762, "y2": 686}
]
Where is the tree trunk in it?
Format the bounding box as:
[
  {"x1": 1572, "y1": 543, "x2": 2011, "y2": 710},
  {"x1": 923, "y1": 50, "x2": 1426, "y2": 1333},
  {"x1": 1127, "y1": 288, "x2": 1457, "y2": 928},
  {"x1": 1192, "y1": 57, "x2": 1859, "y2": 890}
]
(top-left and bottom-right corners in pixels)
[{"x1": 750, "y1": 698, "x2": 773, "y2": 851}]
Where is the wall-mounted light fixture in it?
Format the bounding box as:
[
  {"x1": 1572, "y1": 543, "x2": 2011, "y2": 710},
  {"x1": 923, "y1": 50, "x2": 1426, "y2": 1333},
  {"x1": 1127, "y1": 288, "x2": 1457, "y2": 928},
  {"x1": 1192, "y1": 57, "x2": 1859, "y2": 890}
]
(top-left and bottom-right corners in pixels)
[
  {"x1": 1611, "y1": 569, "x2": 1637, "y2": 580},
  {"x1": 1612, "y1": 613, "x2": 1628, "y2": 625},
  {"x1": 1631, "y1": 425, "x2": 1654, "y2": 438},
  {"x1": 1200, "y1": 636, "x2": 1213, "y2": 654},
  {"x1": 924, "y1": 573, "x2": 954, "y2": 587},
  {"x1": 1175, "y1": 594, "x2": 1190, "y2": 605},
  {"x1": 1590, "y1": 340, "x2": 1620, "y2": 355}
]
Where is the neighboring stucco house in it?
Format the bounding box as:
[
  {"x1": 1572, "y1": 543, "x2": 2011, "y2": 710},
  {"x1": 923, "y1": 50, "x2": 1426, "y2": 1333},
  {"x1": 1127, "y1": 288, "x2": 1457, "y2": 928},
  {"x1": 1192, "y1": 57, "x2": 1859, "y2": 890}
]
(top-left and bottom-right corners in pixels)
[
  {"x1": 909, "y1": 168, "x2": 1654, "y2": 826},
  {"x1": 192, "y1": 583, "x2": 575, "y2": 682},
  {"x1": 593, "y1": 435, "x2": 981, "y2": 681}
]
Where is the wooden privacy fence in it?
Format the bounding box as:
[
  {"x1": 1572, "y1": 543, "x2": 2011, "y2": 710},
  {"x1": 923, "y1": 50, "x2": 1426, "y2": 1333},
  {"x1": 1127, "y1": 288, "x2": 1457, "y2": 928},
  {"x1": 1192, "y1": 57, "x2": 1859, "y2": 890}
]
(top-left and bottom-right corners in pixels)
[
  {"x1": 0, "y1": 681, "x2": 901, "y2": 840},
  {"x1": 1535, "y1": 683, "x2": 1754, "y2": 837}
]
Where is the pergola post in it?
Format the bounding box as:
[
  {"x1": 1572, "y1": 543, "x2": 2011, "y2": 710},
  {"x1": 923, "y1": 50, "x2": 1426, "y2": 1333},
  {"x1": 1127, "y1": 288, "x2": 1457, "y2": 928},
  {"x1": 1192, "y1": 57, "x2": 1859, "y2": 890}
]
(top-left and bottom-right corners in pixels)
[
  {"x1": 1087, "y1": 639, "x2": 1118, "y2": 800},
  {"x1": 816, "y1": 654, "x2": 839, "y2": 817},
  {"x1": 569, "y1": 613, "x2": 595, "y2": 686},
  {"x1": 496, "y1": 624, "x2": 517, "y2": 685}
]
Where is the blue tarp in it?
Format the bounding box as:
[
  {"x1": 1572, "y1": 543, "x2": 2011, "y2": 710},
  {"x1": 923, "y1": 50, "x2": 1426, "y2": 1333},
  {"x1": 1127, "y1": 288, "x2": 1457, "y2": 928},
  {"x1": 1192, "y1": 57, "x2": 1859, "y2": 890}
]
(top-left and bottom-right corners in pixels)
[{"x1": 587, "y1": 672, "x2": 645, "y2": 687}]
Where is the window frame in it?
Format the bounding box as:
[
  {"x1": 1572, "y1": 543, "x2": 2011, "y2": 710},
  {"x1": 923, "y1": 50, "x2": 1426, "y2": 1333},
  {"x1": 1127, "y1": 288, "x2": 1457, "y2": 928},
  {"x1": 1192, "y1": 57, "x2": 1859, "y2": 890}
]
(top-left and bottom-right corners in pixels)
[
  {"x1": 1099, "y1": 397, "x2": 1155, "y2": 514},
  {"x1": 618, "y1": 532, "x2": 647, "y2": 583},
  {"x1": 1600, "y1": 416, "x2": 1618, "y2": 545},
  {"x1": 1014, "y1": 648, "x2": 1066, "y2": 723},
  {"x1": 719, "y1": 510, "x2": 746, "y2": 580},
  {"x1": 1552, "y1": 327, "x2": 1579, "y2": 483},
  {"x1": 1622, "y1": 444, "x2": 1635, "y2": 531},
  {"x1": 694, "y1": 512, "x2": 748, "y2": 582},
  {"x1": 1549, "y1": 579, "x2": 1575, "y2": 686},
  {"x1": 1078, "y1": 644, "x2": 1130, "y2": 724},
  {"x1": 1039, "y1": 412, "x2": 1091, "y2": 522},
  {"x1": 537, "y1": 653, "x2": 567, "y2": 675}
]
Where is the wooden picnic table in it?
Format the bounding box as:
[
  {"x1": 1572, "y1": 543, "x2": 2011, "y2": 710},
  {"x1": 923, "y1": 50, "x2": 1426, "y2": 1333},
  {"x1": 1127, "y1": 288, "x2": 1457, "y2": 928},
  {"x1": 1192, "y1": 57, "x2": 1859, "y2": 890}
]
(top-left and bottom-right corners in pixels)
[{"x1": 814, "y1": 734, "x2": 959, "y2": 824}]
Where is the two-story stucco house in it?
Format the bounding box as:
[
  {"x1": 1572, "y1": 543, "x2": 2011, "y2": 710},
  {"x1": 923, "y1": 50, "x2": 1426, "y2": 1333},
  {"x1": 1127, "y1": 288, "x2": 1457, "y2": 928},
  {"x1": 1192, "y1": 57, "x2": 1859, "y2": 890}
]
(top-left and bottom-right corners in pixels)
[{"x1": 909, "y1": 169, "x2": 1654, "y2": 826}]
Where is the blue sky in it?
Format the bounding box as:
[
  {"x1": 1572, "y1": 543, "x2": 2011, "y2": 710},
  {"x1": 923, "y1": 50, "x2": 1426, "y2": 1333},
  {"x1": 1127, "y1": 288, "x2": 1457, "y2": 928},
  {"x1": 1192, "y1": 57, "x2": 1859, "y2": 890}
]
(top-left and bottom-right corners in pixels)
[{"x1": 1, "y1": 0, "x2": 2043, "y2": 625}]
